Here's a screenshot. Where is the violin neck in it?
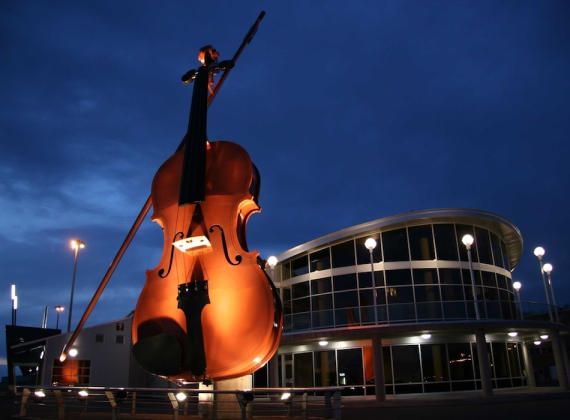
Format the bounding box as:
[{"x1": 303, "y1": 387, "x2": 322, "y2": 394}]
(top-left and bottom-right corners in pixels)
[{"x1": 179, "y1": 68, "x2": 210, "y2": 205}]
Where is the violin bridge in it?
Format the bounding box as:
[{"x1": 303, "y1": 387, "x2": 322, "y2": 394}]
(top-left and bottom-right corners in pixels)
[{"x1": 173, "y1": 235, "x2": 211, "y2": 252}]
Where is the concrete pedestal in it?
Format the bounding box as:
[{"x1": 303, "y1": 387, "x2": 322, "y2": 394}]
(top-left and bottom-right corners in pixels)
[{"x1": 214, "y1": 375, "x2": 252, "y2": 419}]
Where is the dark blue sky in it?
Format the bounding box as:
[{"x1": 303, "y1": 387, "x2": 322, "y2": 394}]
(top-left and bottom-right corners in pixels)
[{"x1": 1, "y1": 1, "x2": 569, "y2": 377}]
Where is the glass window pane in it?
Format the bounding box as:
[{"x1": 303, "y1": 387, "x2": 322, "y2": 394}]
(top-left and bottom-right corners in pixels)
[
  {"x1": 331, "y1": 240, "x2": 356, "y2": 268},
  {"x1": 475, "y1": 227, "x2": 493, "y2": 265},
  {"x1": 334, "y1": 291, "x2": 359, "y2": 308},
  {"x1": 507, "y1": 343, "x2": 522, "y2": 377},
  {"x1": 496, "y1": 274, "x2": 508, "y2": 290},
  {"x1": 434, "y1": 224, "x2": 459, "y2": 261},
  {"x1": 282, "y1": 261, "x2": 291, "y2": 280},
  {"x1": 413, "y1": 268, "x2": 438, "y2": 285},
  {"x1": 356, "y1": 234, "x2": 382, "y2": 264},
  {"x1": 456, "y1": 225, "x2": 478, "y2": 262},
  {"x1": 481, "y1": 271, "x2": 497, "y2": 288},
  {"x1": 483, "y1": 287, "x2": 499, "y2": 301},
  {"x1": 383, "y1": 347, "x2": 393, "y2": 384},
  {"x1": 315, "y1": 350, "x2": 337, "y2": 386},
  {"x1": 337, "y1": 348, "x2": 364, "y2": 386},
  {"x1": 447, "y1": 343, "x2": 474, "y2": 380},
  {"x1": 291, "y1": 256, "x2": 309, "y2": 277},
  {"x1": 421, "y1": 344, "x2": 449, "y2": 382},
  {"x1": 312, "y1": 294, "x2": 333, "y2": 310},
  {"x1": 441, "y1": 285, "x2": 465, "y2": 301},
  {"x1": 382, "y1": 228, "x2": 410, "y2": 262},
  {"x1": 462, "y1": 269, "x2": 482, "y2": 285},
  {"x1": 335, "y1": 308, "x2": 360, "y2": 326},
  {"x1": 292, "y1": 297, "x2": 310, "y2": 313},
  {"x1": 443, "y1": 302, "x2": 467, "y2": 319},
  {"x1": 439, "y1": 268, "x2": 462, "y2": 285},
  {"x1": 415, "y1": 285, "x2": 441, "y2": 302},
  {"x1": 292, "y1": 281, "x2": 310, "y2": 298},
  {"x1": 491, "y1": 342, "x2": 510, "y2": 378},
  {"x1": 312, "y1": 310, "x2": 334, "y2": 329},
  {"x1": 292, "y1": 313, "x2": 311, "y2": 330},
  {"x1": 360, "y1": 288, "x2": 386, "y2": 306},
  {"x1": 311, "y1": 277, "x2": 332, "y2": 295},
  {"x1": 409, "y1": 225, "x2": 435, "y2": 260},
  {"x1": 387, "y1": 286, "x2": 414, "y2": 304},
  {"x1": 358, "y1": 271, "x2": 385, "y2": 288},
  {"x1": 310, "y1": 248, "x2": 331, "y2": 272},
  {"x1": 392, "y1": 345, "x2": 421, "y2": 383},
  {"x1": 294, "y1": 352, "x2": 314, "y2": 387},
  {"x1": 386, "y1": 269, "x2": 412, "y2": 286},
  {"x1": 416, "y1": 302, "x2": 443, "y2": 320},
  {"x1": 501, "y1": 240, "x2": 510, "y2": 271},
  {"x1": 333, "y1": 273, "x2": 357, "y2": 291},
  {"x1": 490, "y1": 232, "x2": 504, "y2": 268},
  {"x1": 388, "y1": 303, "x2": 416, "y2": 321}
]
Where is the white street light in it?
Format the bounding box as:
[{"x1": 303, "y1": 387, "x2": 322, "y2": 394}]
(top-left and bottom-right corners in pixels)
[
  {"x1": 68, "y1": 239, "x2": 86, "y2": 332},
  {"x1": 266, "y1": 256, "x2": 278, "y2": 285},
  {"x1": 11, "y1": 284, "x2": 17, "y2": 326},
  {"x1": 365, "y1": 238, "x2": 378, "y2": 324},
  {"x1": 55, "y1": 306, "x2": 64, "y2": 330},
  {"x1": 462, "y1": 234, "x2": 480, "y2": 320},
  {"x1": 542, "y1": 263, "x2": 559, "y2": 322},
  {"x1": 533, "y1": 247, "x2": 553, "y2": 322}
]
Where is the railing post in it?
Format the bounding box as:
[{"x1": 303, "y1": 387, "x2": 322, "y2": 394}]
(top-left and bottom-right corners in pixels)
[
  {"x1": 167, "y1": 392, "x2": 180, "y2": 420},
  {"x1": 105, "y1": 390, "x2": 119, "y2": 420},
  {"x1": 53, "y1": 389, "x2": 65, "y2": 420},
  {"x1": 301, "y1": 392, "x2": 308, "y2": 420},
  {"x1": 131, "y1": 391, "x2": 137, "y2": 414},
  {"x1": 333, "y1": 390, "x2": 341, "y2": 420},
  {"x1": 19, "y1": 388, "x2": 29, "y2": 417},
  {"x1": 324, "y1": 390, "x2": 332, "y2": 419}
]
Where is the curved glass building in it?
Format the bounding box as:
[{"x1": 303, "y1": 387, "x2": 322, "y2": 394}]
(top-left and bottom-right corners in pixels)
[{"x1": 258, "y1": 209, "x2": 570, "y2": 398}]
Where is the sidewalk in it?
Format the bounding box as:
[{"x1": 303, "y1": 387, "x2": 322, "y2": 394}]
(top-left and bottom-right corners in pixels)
[{"x1": 342, "y1": 386, "x2": 570, "y2": 408}]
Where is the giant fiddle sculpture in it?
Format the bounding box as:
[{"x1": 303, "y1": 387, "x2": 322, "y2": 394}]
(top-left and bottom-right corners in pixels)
[
  {"x1": 60, "y1": 12, "x2": 282, "y2": 383},
  {"x1": 132, "y1": 41, "x2": 282, "y2": 381}
]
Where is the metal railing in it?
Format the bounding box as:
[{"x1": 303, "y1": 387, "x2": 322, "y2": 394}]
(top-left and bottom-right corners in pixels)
[
  {"x1": 16, "y1": 385, "x2": 342, "y2": 420},
  {"x1": 284, "y1": 300, "x2": 566, "y2": 333}
]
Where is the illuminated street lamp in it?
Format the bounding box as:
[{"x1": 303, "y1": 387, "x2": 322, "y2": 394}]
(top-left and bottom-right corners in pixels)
[
  {"x1": 11, "y1": 285, "x2": 17, "y2": 326},
  {"x1": 68, "y1": 239, "x2": 86, "y2": 332},
  {"x1": 365, "y1": 238, "x2": 378, "y2": 324},
  {"x1": 542, "y1": 263, "x2": 559, "y2": 323},
  {"x1": 533, "y1": 247, "x2": 553, "y2": 322},
  {"x1": 513, "y1": 281, "x2": 523, "y2": 320},
  {"x1": 267, "y1": 256, "x2": 278, "y2": 281},
  {"x1": 55, "y1": 306, "x2": 64, "y2": 330},
  {"x1": 462, "y1": 234, "x2": 480, "y2": 320}
]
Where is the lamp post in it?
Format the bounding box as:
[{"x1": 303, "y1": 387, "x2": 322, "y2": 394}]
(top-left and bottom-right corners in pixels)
[
  {"x1": 55, "y1": 306, "x2": 64, "y2": 330},
  {"x1": 542, "y1": 264, "x2": 559, "y2": 323},
  {"x1": 68, "y1": 239, "x2": 86, "y2": 332},
  {"x1": 513, "y1": 281, "x2": 523, "y2": 320},
  {"x1": 462, "y1": 234, "x2": 480, "y2": 320},
  {"x1": 13, "y1": 295, "x2": 18, "y2": 326},
  {"x1": 533, "y1": 247, "x2": 553, "y2": 322},
  {"x1": 365, "y1": 238, "x2": 378, "y2": 324},
  {"x1": 11, "y1": 285, "x2": 16, "y2": 326},
  {"x1": 267, "y1": 256, "x2": 278, "y2": 282}
]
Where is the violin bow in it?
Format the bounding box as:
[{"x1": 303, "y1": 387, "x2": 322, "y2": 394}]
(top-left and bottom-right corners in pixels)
[{"x1": 60, "y1": 11, "x2": 266, "y2": 362}]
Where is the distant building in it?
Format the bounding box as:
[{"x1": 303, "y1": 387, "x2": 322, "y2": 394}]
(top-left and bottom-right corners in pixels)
[{"x1": 7, "y1": 209, "x2": 570, "y2": 399}]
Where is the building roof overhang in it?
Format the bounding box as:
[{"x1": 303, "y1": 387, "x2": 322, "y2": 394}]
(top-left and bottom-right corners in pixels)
[{"x1": 276, "y1": 208, "x2": 523, "y2": 270}]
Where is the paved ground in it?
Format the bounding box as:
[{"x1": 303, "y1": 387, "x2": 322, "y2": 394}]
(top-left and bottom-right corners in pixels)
[{"x1": 2, "y1": 387, "x2": 569, "y2": 420}]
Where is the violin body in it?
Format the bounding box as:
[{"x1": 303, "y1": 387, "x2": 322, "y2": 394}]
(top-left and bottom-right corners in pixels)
[{"x1": 132, "y1": 141, "x2": 282, "y2": 381}]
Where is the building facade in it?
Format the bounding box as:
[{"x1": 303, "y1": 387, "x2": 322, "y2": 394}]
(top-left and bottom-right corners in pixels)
[
  {"x1": 255, "y1": 209, "x2": 570, "y2": 398},
  {"x1": 10, "y1": 208, "x2": 570, "y2": 399}
]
